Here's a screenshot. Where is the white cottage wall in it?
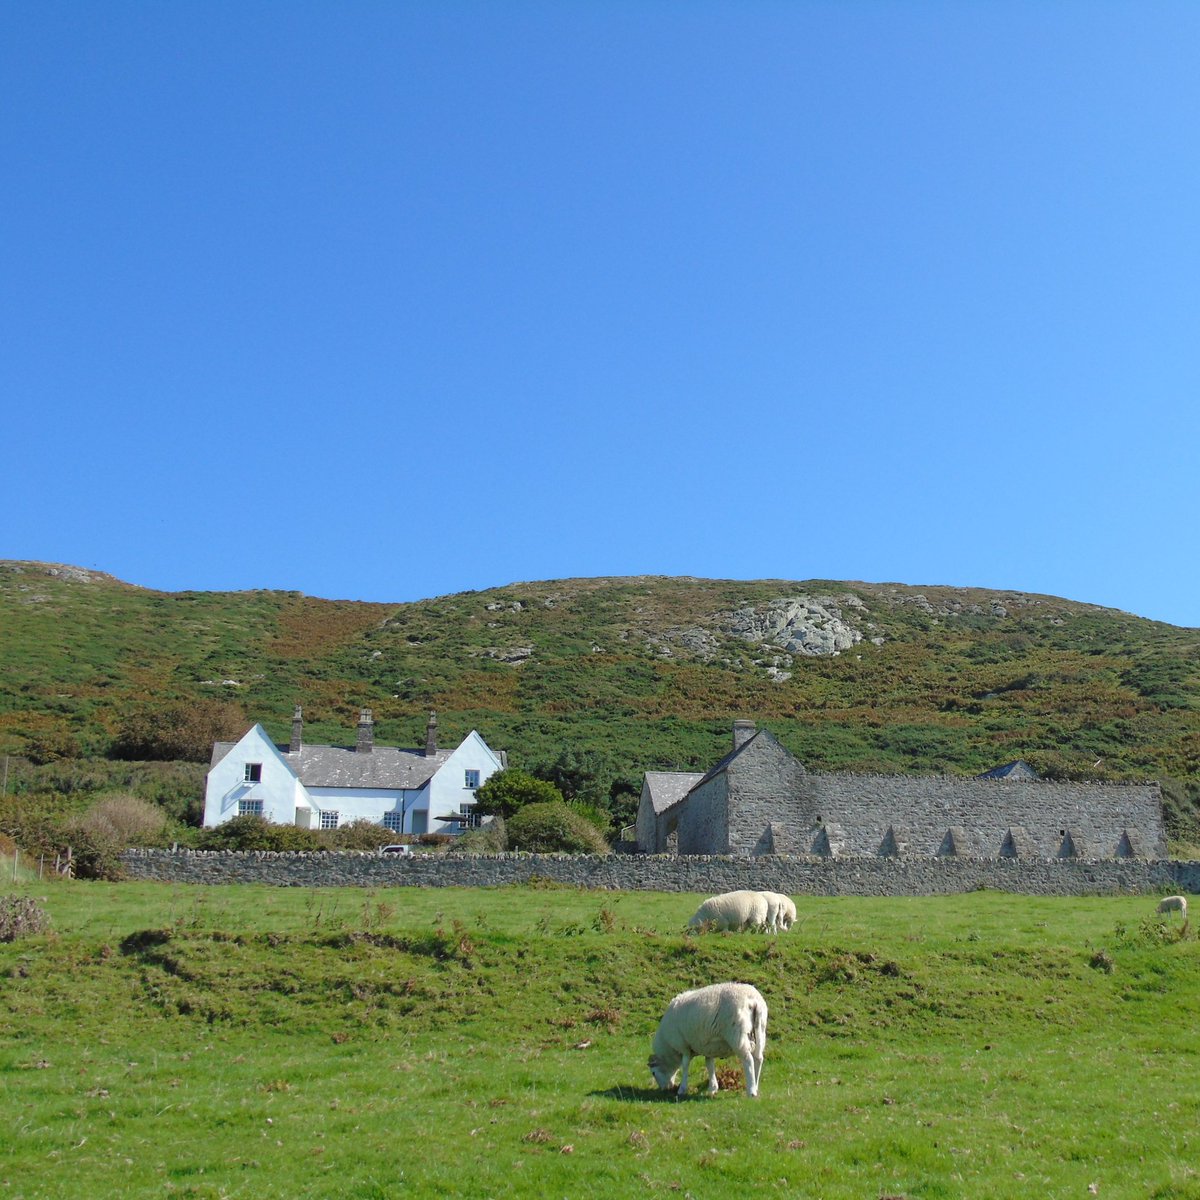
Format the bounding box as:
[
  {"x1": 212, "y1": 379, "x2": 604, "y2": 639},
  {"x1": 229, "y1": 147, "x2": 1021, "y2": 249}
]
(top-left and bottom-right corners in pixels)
[
  {"x1": 426, "y1": 730, "x2": 504, "y2": 833},
  {"x1": 203, "y1": 725, "x2": 308, "y2": 827},
  {"x1": 305, "y1": 786, "x2": 428, "y2": 833}
]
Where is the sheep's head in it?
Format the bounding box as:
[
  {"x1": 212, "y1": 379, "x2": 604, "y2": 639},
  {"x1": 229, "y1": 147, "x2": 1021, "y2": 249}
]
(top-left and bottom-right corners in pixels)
[{"x1": 647, "y1": 1054, "x2": 678, "y2": 1091}]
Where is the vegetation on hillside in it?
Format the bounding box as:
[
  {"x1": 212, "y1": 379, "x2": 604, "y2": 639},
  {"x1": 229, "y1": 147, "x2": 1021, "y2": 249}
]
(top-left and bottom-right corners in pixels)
[{"x1": 2, "y1": 561, "x2": 1199, "y2": 842}]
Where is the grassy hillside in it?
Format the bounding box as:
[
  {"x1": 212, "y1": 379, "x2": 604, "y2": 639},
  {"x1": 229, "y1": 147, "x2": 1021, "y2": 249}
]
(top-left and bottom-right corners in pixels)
[
  {"x1": 4, "y1": 880, "x2": 1200, "y2": 1198},
  {"x1": 2, "y1": 561, "x2": 1200, "y2": 834}
]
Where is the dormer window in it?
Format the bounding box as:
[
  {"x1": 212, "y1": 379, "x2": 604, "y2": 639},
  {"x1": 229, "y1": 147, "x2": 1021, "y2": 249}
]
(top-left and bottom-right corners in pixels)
[
  {"x1": 464, "y1": 770, "x2": 480, "y2": 789},
  {"x1": 244, "y1": 763, "x2": 262, "y2": 783}
]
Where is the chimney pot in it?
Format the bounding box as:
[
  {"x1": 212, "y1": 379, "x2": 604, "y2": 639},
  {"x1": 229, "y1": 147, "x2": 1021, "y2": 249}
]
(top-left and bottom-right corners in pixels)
[
  {"x1": 425, "y1": 711, "x2": 438, "y2": 757},
  {"x1": 290, "y1": 704, "x2": 303, "y2": 754}
]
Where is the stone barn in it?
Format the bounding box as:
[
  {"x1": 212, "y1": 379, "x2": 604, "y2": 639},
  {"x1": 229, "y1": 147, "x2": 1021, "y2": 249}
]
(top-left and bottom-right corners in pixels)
[{"x1": 636, "y1": 720, "x2": 1166, "y2": 859}]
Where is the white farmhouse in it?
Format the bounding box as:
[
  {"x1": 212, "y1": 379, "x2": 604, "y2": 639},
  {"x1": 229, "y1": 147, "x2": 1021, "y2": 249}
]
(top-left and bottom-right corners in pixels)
[{"x1": 202, "y1": 708, "x2": 505, "y2": 836}]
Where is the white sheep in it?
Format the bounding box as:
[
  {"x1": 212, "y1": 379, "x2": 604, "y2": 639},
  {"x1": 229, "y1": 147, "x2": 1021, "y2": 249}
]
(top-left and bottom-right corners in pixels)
[
  {"x1": 687, "y1": 890, "x2": 769, "y2": 933},
  {"x1": 1157, "y1": 895, "x2": 1188, "y2": 921},
  {"x1": 761, "y1": 891, "x2": 797, "y2": 933},
  {"x1": 648, "y1": 981, "x2": 768, "y2": 1098}
]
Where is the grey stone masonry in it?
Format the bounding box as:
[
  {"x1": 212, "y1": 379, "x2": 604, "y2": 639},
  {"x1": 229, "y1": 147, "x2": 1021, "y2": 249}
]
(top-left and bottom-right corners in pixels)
[
  {"x1": 649, "y1": 722, "x2": 1167, "y2": 862},
  {"x1": 122, "y1": 848, "x2": 1200, "y2": 897},
  {"x1": 356, "y1": 709, "x2": 374, "y2": 753},
  {"x1": 771, "y1": 775, "x2": 1167, "y2": 861}
]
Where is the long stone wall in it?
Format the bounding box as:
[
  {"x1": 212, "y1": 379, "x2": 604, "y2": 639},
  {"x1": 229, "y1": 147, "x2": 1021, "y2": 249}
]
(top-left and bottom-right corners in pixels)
[
  {"x1": 121, "y1": 848, "x2": 1200, "y2": 896},
  {"x1": 796, "y1": 776, "x2": 1166, "y2": 859}
]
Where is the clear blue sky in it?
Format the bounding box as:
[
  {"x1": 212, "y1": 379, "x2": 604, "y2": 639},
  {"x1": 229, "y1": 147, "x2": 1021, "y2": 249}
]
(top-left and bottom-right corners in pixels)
[{"x1": 4, "y1": 3, "x2": 1199, "y2": 626}]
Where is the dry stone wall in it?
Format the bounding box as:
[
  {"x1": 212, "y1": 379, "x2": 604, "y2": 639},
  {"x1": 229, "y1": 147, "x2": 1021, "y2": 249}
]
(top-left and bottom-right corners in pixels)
[{"x1": 122, "y1": 849, "x2": 1200, "y2": 896}]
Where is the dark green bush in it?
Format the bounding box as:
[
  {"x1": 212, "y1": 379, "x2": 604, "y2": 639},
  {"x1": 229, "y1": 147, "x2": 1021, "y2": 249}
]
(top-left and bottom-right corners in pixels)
[
  {"x1": 506, "y1": 801, "x2": 611, "y2": 855},
  {"x1": 109, "y1": 699, "x2": 245, "y2": 763},
  {"x1": 448, "y1": 815, "x2": 507, "y2": 854},
  {"x1": 324, "y1": 819, "x2": 393, "y2": 851},
  {"x1": 195, "y1": 815, "x2": 322, "y2": 852},
  {"x1": 473, "y1": 769, "x2": 564, "y2": 819}
]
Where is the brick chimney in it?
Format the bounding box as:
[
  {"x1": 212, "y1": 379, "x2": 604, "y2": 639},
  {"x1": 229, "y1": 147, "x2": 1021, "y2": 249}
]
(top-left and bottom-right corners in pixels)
[
  {"x1": 733, "y1": 719, "x2": 756, "y2": 751},
  {"x1": 424, "y1": 711, "x2": 438, "y2": 757},
  {"x1": 289, "y1": 704, "x2": 303, "y2": 754},
  {"x1": 356, "y1": 708, "x2": 374, "y2": 754}
]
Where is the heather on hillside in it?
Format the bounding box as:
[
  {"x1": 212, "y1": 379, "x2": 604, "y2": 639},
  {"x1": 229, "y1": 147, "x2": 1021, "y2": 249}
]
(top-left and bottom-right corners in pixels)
[{"x1": 2, "y1": 562, "x2": 1199, "y2": 839}]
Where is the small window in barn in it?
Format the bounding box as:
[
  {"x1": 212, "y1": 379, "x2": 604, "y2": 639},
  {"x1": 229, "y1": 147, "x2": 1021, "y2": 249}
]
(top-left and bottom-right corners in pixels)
[
  {"x1": 239, "y1": 799, "x2": 263, "y2": 817},
  {"x1": 382, "y1": 811, "x2": 404, "y2": 832},
  {"x1": 244, "y1": 763, "x2": 262, "y2": 783},
  {"x1": 320, "y1": 811, "x2": 340, "y2": 830},
  {"x1": 464, "y1": 769, "x2": 480, "y2": 789}
]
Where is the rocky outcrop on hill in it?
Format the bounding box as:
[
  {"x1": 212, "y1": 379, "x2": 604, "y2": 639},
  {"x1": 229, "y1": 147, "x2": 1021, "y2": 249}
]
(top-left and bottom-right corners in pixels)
[
  {"x1": 646, "y1": 593, "x2": 872, "y2": 664},
  {"x1": 723, "y1": 595, "x2": 867, "y2": 656}
]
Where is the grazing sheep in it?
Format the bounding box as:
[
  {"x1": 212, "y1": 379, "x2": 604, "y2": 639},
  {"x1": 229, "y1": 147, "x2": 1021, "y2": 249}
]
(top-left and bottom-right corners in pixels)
[
  {"x1": 1157, "y1": 895, "x2": 1188, "y2": 921},
  {"x1": 648, "y1": 982, "x2": 768, "y2": 1098},
  {"x1": 762, "y1": 891, "x2": 797, "y2": 933},
  {"x1": 687, "y1": 890, "x2": 769, "y2": 933}
]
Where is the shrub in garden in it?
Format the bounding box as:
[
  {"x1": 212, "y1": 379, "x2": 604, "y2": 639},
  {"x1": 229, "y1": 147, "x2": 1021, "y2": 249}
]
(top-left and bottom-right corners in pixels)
[
  {"x1": 195, "y1": 815, "x2": 322, "y2": 852},
  {"x1": 448, "y1": 815, "x2": 507, "y2": 854},
  {"x1": 324, "y1": 819, "x2": 394, "y2": 851},
  {"x1": 473, "y1": 769, "x2": 563, "y2": 820},
  {"x1": 506, "y1": 801, "x2": 611, "y2": 855}
]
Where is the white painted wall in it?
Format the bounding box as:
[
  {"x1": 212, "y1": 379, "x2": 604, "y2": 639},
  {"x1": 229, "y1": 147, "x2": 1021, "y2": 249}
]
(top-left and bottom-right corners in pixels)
[
  {"x1": 427, "y1": 730, "x2": 504, "y2": 832},
  {"x1": 305, "y1": 786, "x2": 428, "y2": 834},
  {"x1": 202, "y1": 726, "x2": 504, "y2": 835},
  {"x1": 203, "y1": 725, "x2": 310, "y2": 827}
]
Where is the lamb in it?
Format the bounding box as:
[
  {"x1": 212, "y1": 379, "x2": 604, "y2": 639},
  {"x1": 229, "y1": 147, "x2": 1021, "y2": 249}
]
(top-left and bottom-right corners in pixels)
[
  {"x1": 1157, "y1": 895, "x2": 1188, "y2": 921},
  {"x1": 687, "y1": 890, "x2": 769, "y2": 933},
  {"x1": 648, "y1": 982, "x2": 768, "y2": 1098},
  {"x1": 761, "y1": 891, "x2": 797, "y2": 933}
]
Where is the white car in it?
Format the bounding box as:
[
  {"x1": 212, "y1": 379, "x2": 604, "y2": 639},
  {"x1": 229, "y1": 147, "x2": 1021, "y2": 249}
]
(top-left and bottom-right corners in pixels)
[{"x1": 380, "y1": 844, "x2": 413, "y2": 856}]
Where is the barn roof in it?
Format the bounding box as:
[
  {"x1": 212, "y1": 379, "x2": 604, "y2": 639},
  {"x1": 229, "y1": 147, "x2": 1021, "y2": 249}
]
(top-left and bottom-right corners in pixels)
[{"x1": 643, "y1": 770, "x2": 705, "y2": 815}]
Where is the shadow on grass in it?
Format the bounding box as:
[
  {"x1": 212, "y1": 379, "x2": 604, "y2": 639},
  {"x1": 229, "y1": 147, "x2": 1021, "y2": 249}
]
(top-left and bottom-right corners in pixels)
[{"x1": 589, "y1": 1084, "x2": 714, "y2": 1103}]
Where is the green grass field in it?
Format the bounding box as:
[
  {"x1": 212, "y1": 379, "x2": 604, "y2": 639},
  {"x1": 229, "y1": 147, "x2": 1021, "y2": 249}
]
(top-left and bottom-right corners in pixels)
[{"x1": 3, "y1": 882, "x2": 1199, "y2": 1199}]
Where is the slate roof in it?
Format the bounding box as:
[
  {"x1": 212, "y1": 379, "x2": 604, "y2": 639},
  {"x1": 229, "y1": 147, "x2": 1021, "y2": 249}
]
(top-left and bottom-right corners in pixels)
[
  {"x1": 643, "y1": 770, "x2": 705, "y2": 815},
  {"x1": 976, "y1": 759, "x2": 1041, "y2": 781},
  {"x1": 210, "y1": 740, "x2": 452, "y2": 791}
]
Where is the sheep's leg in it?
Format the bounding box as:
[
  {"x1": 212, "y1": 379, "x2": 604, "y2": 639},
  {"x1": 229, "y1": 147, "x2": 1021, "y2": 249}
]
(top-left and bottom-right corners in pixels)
[
  {"x1": 677, "y1": 1053, "x2": 691, "y2": 1097},
  {"x1": 739, "y1": 1047, "x2": 759, "y2": 1097},
  {"x1": 705, "y1": 1058, "x2": 718, "y2": 1094}
]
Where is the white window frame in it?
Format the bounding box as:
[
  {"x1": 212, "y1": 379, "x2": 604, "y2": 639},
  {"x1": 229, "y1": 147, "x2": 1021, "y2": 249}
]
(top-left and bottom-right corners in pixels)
[
  {"x1": 244, "y1": 762, "x2": 263, "y2": 783},
  {"x1": 320, "y1": 811, "x2": 340, "y2": 830},
  {"x1": 459, "y1": 803, "x2": 482, "y2": 829},
  {"x1": 238, "y1": 798, "x2": 263, "y2": 817},
  {"x1": 382, "y1": 811, "x2": 404, "y2": 832},
  {"x1": 464, "y1": 769, "x2": 480, "y2": 790}
]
